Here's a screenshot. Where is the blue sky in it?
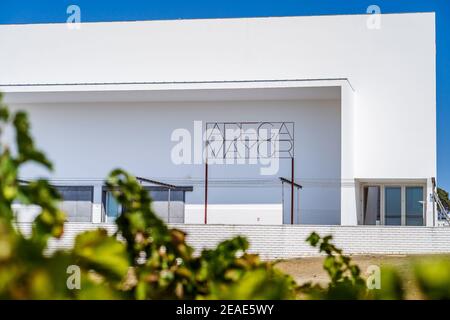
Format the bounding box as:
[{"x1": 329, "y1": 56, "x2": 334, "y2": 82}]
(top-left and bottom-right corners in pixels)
[{"x1": 0, "y1": 0, "x2": 449, "y2": 190}]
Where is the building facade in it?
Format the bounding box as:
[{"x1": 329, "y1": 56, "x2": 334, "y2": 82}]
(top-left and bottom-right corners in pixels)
[{"x1": 0, "y1": 13, "x2": 437, "y2": 226}]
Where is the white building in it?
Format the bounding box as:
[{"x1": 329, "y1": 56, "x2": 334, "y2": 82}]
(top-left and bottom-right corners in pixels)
[{"x1": 0, "y1": 12, "x2": 437, "y2": 227}]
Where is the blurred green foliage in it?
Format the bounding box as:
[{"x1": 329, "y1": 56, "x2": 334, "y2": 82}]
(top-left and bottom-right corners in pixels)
[
  {"x1": 0, "y1": 94, "x2": 296, "y2": 300},
  {"x1": 414, "y1": 257, "x2": 450, "y2": 299},
  {"x1": 1, "y1": 94, "x2": 450, "y2": 300},
  {"x1": 300, "y1": 232, "x2": 408, "y2": 300},
  {"x1": 299, "y1": 232, "x2": 368, "y2": 299}
]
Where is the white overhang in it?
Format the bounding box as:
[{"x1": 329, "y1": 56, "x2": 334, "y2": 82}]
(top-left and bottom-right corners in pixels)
[
  {"x1": 1, "y1": 79, "x2": 352, "y2": 103},
  {"x1": 1, "y1": 78, "x2": 356, "y2": 225}
]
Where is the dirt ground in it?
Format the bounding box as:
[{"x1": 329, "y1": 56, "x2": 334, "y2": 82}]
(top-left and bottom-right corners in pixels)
[{"x1": 276, "y1": 255, "x2": 436, "y2": 299}]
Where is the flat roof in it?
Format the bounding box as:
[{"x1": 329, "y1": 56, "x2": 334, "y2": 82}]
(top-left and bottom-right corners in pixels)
[
  {"x1": 2, "y1": 79, "x2": 351, "y2": 103},
  {"x1": 0, "y1": 12, "x2": 434, "y2": 27}
]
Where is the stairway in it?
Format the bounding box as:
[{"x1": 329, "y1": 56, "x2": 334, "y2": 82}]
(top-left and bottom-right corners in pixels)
[{"x1": 435, "y1": 191, "x2": 450, "y2": 226}]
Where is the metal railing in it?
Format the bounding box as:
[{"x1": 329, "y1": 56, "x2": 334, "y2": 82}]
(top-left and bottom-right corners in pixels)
[{"x1": 434, "y1": 190, "x2": 450, "y2": 226}]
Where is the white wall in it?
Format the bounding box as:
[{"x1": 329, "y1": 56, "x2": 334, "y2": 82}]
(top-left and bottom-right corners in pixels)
[
  {"x1": 177, "y1": 224, "x2": 450, "y2": 259},
  {"x1": 0, "y1": 13, "x2": 436, "y2": 182},
  {"x1": 11, "y1": 98, "x2": 341, "y2": 225},
  {"x1": 18, "y1": 223, "x2": 450, "y2": 259},
  {"x1": 185, "y1": 204, "x2": 283, "y2": 225}
]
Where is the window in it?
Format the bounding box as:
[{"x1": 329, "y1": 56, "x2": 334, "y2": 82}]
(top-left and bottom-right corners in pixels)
[
  {"x1": 363, "y1": 186, "x2": 380, "y2": 225},
  {"x1": 149, "y1": 189, "x2": 185, "y2": 202},
  {"x1": 102, "y1": 186, "x2": 192, "y2": 223},
  {"x1": 55, "y1": 186, "x2": 93, "y2": 222},
  {"x1": 406, "y1": 187, "x2": 424, "y2": 226},
  {"x1": 361, "y1": 184, "x2": 425, "y2": 226},
  {"x1": 105, "y1": 191, "x2": 121, "y2": 223},
  {"x1": 385, "y1": 187, "x2": 402, "y2": 226}
]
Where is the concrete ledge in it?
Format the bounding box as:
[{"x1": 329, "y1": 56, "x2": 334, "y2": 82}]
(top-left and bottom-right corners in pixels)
[{"x1": 17, "y1": 223, "x2": 450, "y2": 260}]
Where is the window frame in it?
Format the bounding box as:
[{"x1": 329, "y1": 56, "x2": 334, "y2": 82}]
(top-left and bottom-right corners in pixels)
[
  {"x1": 361, "y1": 182, "x2": 426, "y2": 226},
  {"x1": 101, "y1": 185, "x2": 193, "y2": 223},
  {"x1": 362, "y1": 185, "x2": 381, "y2": 225},
  {"x1": 53, "y1": 185, "x2": 94, "y2": 223}
]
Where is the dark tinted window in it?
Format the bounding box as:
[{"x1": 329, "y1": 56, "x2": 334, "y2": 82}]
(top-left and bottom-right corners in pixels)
[
  {"x1": 149, "y1": 190, "x2": 184, "y2": 202},
  {"x1": 56, "y1": 186, "x2": 93, "y2": 222}
]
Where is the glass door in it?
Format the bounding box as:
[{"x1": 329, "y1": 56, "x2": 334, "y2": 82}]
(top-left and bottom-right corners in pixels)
[
  {"x1": 363, "y1": 186, "x2": 380, "y2": 225},
  {"x1": 361, "y1": 184, "x2": 425, "y2": 226},
  {"x1": 384, "y1": 187, "x2": 402, "y2": 225},
  {"x1": 405, "y1": 187, "x2": 424, "y2": 226},
  {"x1": 105, "y1": 191, "x2": 122, "y2": 223}
]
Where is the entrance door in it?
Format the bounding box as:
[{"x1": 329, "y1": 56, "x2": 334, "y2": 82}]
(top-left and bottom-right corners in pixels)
[
  {"x1": 362, "y1": 184, "x2": 425, "y2": 226},
  {"x1": 405, "y1": 187, "x2": 425, "y2": 226},
  {"x1": 363, "y1": 186, "x2": 380, "y2": 225},
  {"x1": 385, "y1": 186, "x2": 402, "y2": 225}
]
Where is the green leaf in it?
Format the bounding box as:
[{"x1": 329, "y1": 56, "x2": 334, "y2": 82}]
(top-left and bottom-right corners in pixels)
[
  {"x1": 414, "y1": 257, "x2": 450, "y2": 299},
  {"x1": 73, "y1": 229, "x2": 130, "y2": 281}
]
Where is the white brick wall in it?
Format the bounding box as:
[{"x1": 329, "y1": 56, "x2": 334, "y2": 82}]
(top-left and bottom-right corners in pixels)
[{"x1": 17, "y1": 223, "x2": 450, "y2": 260}]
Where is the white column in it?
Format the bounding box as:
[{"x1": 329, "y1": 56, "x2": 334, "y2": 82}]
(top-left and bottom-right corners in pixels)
[
  {"x1": 425, "y1": 178, "x2": 435, "y2": 227},
  {"x1": 340, "y1": 83, "x2": 357, "y2": 225},
  {"x1": 92, "y1": 184, "x2": 103, "y2": 223}
]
